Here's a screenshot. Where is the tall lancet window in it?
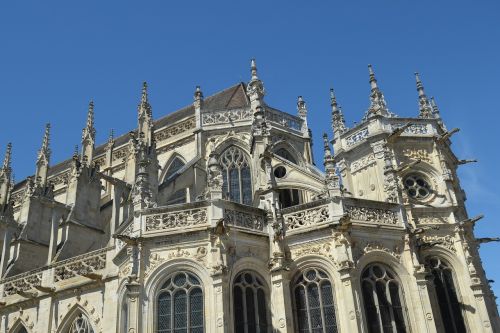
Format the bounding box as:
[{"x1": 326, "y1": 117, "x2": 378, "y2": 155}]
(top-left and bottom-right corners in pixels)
[
  {"x1": 220, "y1": 146, "x2": 252, "y2": 205},
  {"x1": 156, "y1": 271, "x2": 204, "y2": 333},
  {"x1": 293, "y1": 268, "x2": 338, "y2": 333},
  {"x1": 361, "y1": 264, "x2": 408, "y2": 333},
  {"x1": 233, "y1": 271, "x2": 269, "y2": 333},
  {"x1": 69, "y1": 313, "x2": 95, "y2": 333},
  {"x1": 163, "y1": 157, "x2": 187, "y2": 205},
  {"x1": 425, "y1": 257, "x2": 466, "y2": 333}
]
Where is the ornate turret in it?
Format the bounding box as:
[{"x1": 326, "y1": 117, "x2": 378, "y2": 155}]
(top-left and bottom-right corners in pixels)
[
  {"x1": 138, "y1": 82, "x2": 154, "y2": 146},
  {"x1": 0, "y1": 143, "x2": 12, "y2": 207},
  {"x1": 415, "y1": 73, "x2": 433, "y2": 118},
  {"x1": 35, "y1": 123, "x2": 51, "y2": 186},
  {"x1": 330, "y1": 88, "x2": 347, "y2": 136},
  {"x1": 365, "y1": 64, "x2": 390, "y2": 119},
  {"x1": 81, "y1": 100, "x2": 96, "y2": 165}
]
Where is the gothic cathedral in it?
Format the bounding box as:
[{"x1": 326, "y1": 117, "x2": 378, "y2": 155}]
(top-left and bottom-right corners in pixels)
[{"x1": 0, "y1": 61, "x2": 498, "y2": 332}]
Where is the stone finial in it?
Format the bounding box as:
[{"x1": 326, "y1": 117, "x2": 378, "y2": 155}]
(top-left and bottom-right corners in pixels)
[
  {"x1": 194, "y1": 85, "x2": 203, "y2": 110},
  {"x1": 137, "y1": 81, "x2": 154, "y2": 146},
  {"x1": 415, "y1": 72, "x2": 433, "y2": 118},
  {"x1": 35, "y1": 123, "x2": 51, "y2": 186},
  {"x1": 365, "y1": 64, "x2": 390, "y2": 119},
  {"x1": 38, "y1": 123, "x2": 51, "y2": 163},
  {"x1": 431, "y1": 97, "x2": 447, "y2": 130},
  {"x1": 330, "y1": 88, "x2": 347, "y2": 135},
  {"x1": 297, "y1": 96, "x2": 307, "y2": 117},
  {"x1": 323, "y1": 133, "x2": 332, "y2": 161},
  {"x1": 81, "y1": 100, "x2": 96, "y2": 165},
  {"x1": 138, "y1": 81, "x2": 152, "y2": 118},
  {"x1": 247, "y1": 59, "x2": 265, "y2": 103},
  {"x1": 2, "y1": 142, "x2": 12, "y2": 174}
]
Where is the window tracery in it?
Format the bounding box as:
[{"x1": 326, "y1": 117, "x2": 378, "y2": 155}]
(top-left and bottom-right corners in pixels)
[
  {"x1": 233, "y1": 271, "x2": 269, "y2": 333},
  {"x1": 164, "y1": 157, "x2": 185, "y2": 181},
  {"x1": 361, "y1": 264, "x2": 407, "y2": 333},
  {"x1": 69, "y1": 313, "x2": 94, "y2": 333},
  {"x1": 425, "y1": 257, "x2": 466, "y2": 333},
  {"x1": 293, "y1": 268, "x2": 338, "y2": 333},
  {"x1": 163, "y1": 157, "x2": 187, "y2": 204},
  {"x1": 220, "y1": 146, "x2": 252, "y2": 205},
  {"x1": 156, "y1": 271, "x2": 204, "y2": 333},
  {"x1": 403, "y1": 173, "x2": 431, "y2": 200}
]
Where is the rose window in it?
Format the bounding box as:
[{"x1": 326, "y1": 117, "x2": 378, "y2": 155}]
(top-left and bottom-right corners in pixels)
[{"x1": 403, "y1": 174, "x2": 431, "y2": 200}]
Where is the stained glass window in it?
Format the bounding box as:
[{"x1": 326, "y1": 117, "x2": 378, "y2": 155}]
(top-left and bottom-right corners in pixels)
[
  {"x1": 15, "y1": 326, "x2": 28, "y2": 333},
  {"x1": 361, "y1": 264, "x2": 407, "y2": 333},
  {"x1": 69, "y1": 313, "x2": 95, "y2": 333},
  {"x1": 293, "y1": 268, "x2": 338, "y2": 333},
  {"x1": 220, "y1": 146, "x2": 252, "y2": 205},
  {"x1": 164, "y1": 157, "x2": 187, "y2": 204},
  {"x1": 425, "y1": 257, "x2": 466, "y2": 333},
  {"x1": 233, "y1": 271, "x2": 268, "y2": 333},
  {"x1": 157, "y1": 272, "x2": 203, "y2": 333},
  {"x1": 165, "y1": 157, "x2": 185, "y2": 181}
]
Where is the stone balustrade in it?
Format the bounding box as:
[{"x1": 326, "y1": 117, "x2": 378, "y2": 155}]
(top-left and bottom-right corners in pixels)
[
  {"x1": 144, "y1": 202, "x2": 210, "y2": 233},
  {"x1": 283, "y1": 199, "x2": 332, "y2": 232},
  {"x1": 222, "y1": 201, "x2": 267, "y2": 232},
  {"x1": 53, "y1": 247, "x2": 108, "y2": 282},
  {"x1": 265, "y1": 108, "x2": 303, "y2": 131}
]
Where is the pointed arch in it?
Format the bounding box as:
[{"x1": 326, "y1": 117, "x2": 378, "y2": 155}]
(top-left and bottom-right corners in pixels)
[
  {"x1": 271, "y1": 140, "x2": 303, "y2": 166},
  {"x1": 8, "y1": 319, "x2": 29, "y2": 333},
  {"x1": 219, "y1": 145, "x2": 252, "y2": 205},
  {"x1": 56, "y1": 304, "x2": 97, "y2": 333},
  {"x1": 160, "y1": 153, "x2": 187, "y2": 184}
]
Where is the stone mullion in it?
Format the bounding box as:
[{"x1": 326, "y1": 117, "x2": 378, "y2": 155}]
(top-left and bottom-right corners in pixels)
[
  {"x1": 270, "y1": 271, "x2": 294, "y2": 332},
  {"x1": 414, "y1": 272, "x2": 438, "y2": 333},
  {"x1": 337, "y1": 269, "x2": 362, "y2": 333},
  {"x1": 211, "y1": 274, "x2": 230, "y2": 333}
]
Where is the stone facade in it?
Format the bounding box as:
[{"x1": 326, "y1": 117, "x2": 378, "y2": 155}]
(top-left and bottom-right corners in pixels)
[{"x1": 0, "y1": 61, "x2": 497, "y2": 333}]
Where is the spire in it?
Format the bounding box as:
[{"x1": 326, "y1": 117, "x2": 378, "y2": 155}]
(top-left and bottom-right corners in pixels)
[
  {"x1": 431, "y1": 97, "x2": 447, "y2": 130},
  {"x1": 323, "y1": 133, "x2": 333, "y2": 163},
  {"x1": 247, "y1": 59, "x2": 265, "y2": 105},
  {"x1": 366, "y1": 64, "x2": 390, "y2": 119},
  {"x1": 2, "y1": 143, "x2": 12, "y2": 174},
  {"x1": 0, "y1": 143, "x2": 12, "y2": 207},
  {"x1": 415, "y1": 72, "x2": 433, "y2": 118},
  {"x1": 81, "y1": 100, "x2": 96, "y2": 165},
  {"x1": 137, "y1": 81, "x2": 153, "y2": 146},
  {"x1": 107, "y1": 128, "x2": 115, "y2": 148},
  {"x1": 35, "y1": 123, "x2": 51, "y2": 185},
  {"x1": 322, "y1": 133, "x2": 340, "y2": 196},
  {"x1": 330, "y1": 88, "x2": 347, "y2": 135}
]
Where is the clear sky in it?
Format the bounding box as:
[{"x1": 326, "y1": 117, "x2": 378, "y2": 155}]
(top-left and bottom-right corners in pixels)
[{"x1": 1, "y1": 0, "x2": 499, "y2": 307}]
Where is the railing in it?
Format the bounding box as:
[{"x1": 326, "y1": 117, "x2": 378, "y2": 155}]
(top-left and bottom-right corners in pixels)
[
  {"x1": 265, "y1": 109, "x2": 303, "y2": 132},
  {"x1": 282, "y1": 199, "x2": 332, "y2": 232},
  {"x1": 222, "y1": 201, "x2": 267, "y2": 232},
  {"x1": 52, "y1": 247, "x2": 108, "y2": 282},
  {"x1": 343, "y1": 199, "x2": 400, "y2": 225},
  {"x1": 2, "y1": 268, "x2": 44, "y2": 297},
  {"x1": 202, "y1": 108, "x2": 253, "y2": 125},
  {"x1": 144, "y1": 202, "x2": 210, "y2": 233}
]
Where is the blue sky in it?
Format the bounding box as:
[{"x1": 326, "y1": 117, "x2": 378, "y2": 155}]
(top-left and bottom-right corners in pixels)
[{"x1": 1, "y1": 1, "x2": 499, "y2": 305}]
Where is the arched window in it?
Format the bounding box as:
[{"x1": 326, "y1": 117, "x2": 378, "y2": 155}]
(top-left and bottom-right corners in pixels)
[
  {"x1": 425, "y1": 257, "x2": 466, "y2": 333},
  {"x1": 275, "y1": 148, "x2": 297, "y2": 164},
  {"x1": 233, "y1": 271, "x2": 268, "y2": 333},
  {"x1": 164, "y1": 157, "x2": 185, "y2": 181},
  {"x1": 293, "y1": 268, "x2": 338, "y2": 333},
  {"x1": 220, "y1": 146, "x2": 252, "y2": 205},
  {"x1": 12, "y1": 324, "x2": 28, "y2": 333},
  {"x1": 69, "y1": 313, "x2": 94, "y2": 333},
  {"x1": 163, "y1": 157, "x2": 187, "y2": 204},
  {"x1": 156, "y1": 271, "x2": 204, "y2": 333},
  {"x1": 361, "y1": 264, "x2": 407, "y2": 333}
]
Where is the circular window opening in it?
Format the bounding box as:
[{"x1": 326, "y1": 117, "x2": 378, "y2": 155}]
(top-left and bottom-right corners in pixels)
[
  {"x1": 403, "y1": 174, "x2": 431, "y2": 200},
  {"x1": 274, "y1": 166, "x2": 287, "y2": 178}
]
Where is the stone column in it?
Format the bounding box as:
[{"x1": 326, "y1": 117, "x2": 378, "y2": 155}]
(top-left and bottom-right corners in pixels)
[
  {"x1": 414, "y1": 270, "x2": 438, "y2": 333},
  {"x1": 337, "y1": 266, "x2": 362, "y2": 332},
  {"x1": 270, "y1": 270, "x2": 293, "y2": 332},
  {"x1": 211, "y1": 272, "x2": 230, "y2": 332},
  {"x1": 125, "y1": 277, "x2": 142, "y2": 333}
]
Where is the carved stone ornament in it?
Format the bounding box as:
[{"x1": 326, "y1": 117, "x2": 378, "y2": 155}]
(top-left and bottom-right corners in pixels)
[
  {"x1": 224, "y1": 209, "x2": 265, "y2": 231},
  {"x1": 154, "y1": 117, "x2": 196, "y2": 142},
  {"x1": 361, "y1": 241, "x2": 401, "y2": 260},
  {"x1": 421, "y1": 235, "x2": 456, "y2": 252},
  {"x1": 202, "y1": 108, "x2": 252, "y2": 125},
  {"x1": 345, "y1": 205, "x2": 398, "y2": 224},
  {"x1": 345, "y1": 127, "x2": 369, "y2": 147},
  {"x1": 391, "y1": 123, "x2": 428, "y2": 135},
  {"x1": 284, "y1": 204, "x2": 330, "y2": 231},
  {"x1": 265, "y1": 109, "x2": 303, "y2": 131},
  {"x1": 145, "y1": 207, "x2": 208, "y2": 232},
  {"x1": 54, "y1": 248, "x2": 107, "y2": 282},
  {"x1": 144, "y1": 246, "x2": 208, "y2": 278},
  {"x1": 350, "y1": 153, "x2": 376, "y2": 173},
  {"x1": 401, "y1": 148, "x2": 433, "y2": 165},
  {"x1": 2, "y1": 270, "x2": 43, "y2": 297},
  {"x1": 291, "y1": 240, "x2": 332, "y2": 259}
]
